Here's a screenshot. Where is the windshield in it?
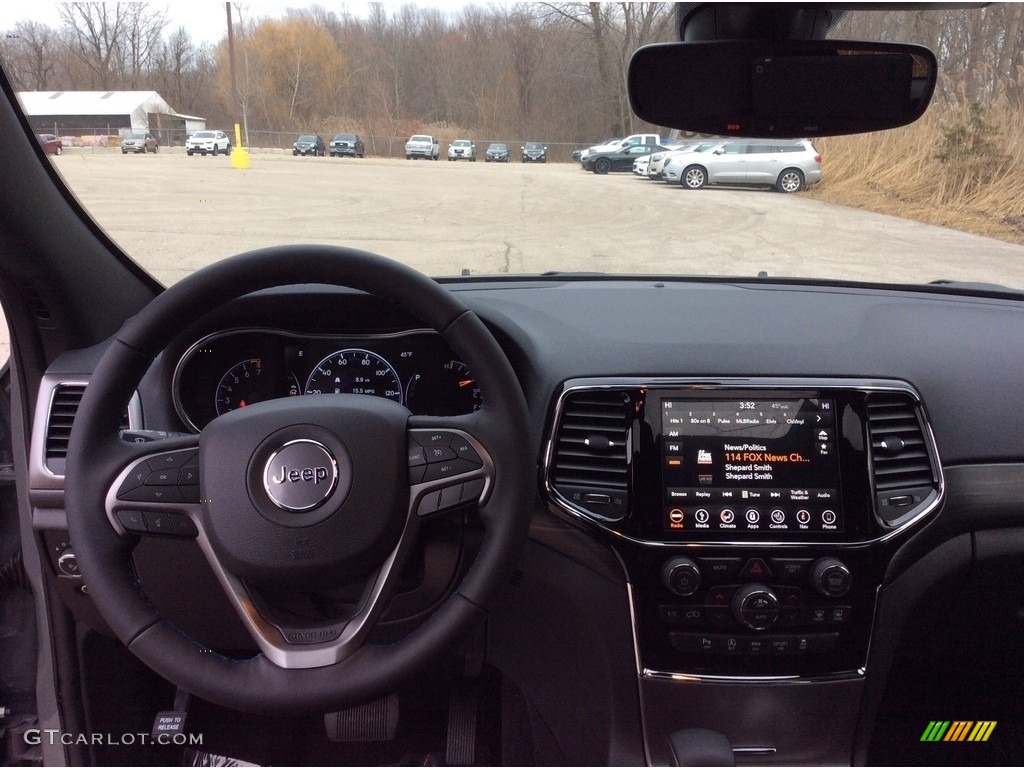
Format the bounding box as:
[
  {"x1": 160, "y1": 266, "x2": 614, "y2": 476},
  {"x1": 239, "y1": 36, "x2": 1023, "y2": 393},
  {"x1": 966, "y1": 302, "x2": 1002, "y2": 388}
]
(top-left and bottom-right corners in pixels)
[{"x1": 2, "y1": 3, "x2": 1023, "y2": 289}]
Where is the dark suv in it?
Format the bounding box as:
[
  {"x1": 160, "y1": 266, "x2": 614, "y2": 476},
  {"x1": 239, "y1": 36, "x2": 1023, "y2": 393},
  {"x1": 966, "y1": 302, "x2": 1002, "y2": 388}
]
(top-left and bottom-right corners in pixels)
[
  {"x1": 521, "y1": 142, "x2": 547, "y2": 163},
  {"x1": 293, "y1": 134, "x2": 325, "y2": 156}
]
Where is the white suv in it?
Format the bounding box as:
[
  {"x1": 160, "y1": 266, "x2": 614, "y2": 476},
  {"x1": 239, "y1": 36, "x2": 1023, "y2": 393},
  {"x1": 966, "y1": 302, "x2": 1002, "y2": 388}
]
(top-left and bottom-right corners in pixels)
[
  {"x1": 185, "y1": 130, "x2": 231, "y2": 157},
  {"x1": 663, "y1": 139, "x2": 822, "y2": 192},
  {"x1": 448, "y1": 139, "x2": 476, "y2": 161}
]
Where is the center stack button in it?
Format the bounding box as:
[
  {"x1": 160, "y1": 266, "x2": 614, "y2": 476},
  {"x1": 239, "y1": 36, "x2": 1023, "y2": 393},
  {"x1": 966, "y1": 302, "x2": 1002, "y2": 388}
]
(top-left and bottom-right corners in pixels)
[{"x1": 662, "y1": 556, "x2": 701, "y2": 597}]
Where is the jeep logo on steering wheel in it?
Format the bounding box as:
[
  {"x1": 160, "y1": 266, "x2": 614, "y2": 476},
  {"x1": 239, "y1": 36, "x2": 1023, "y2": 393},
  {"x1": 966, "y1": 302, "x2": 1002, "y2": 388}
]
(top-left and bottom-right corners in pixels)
[{"x1": 263, "y1": 439, "x2": 339, "y2": 511}]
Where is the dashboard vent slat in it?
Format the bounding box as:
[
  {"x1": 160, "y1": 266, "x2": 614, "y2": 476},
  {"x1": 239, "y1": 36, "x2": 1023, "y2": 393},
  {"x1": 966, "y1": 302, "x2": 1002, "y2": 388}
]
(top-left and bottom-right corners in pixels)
[
  {"x1": 44, "y1": 383, "x2": 132, "y2": 475},
  {"x1": 867, "y1": 392, "x2": 938, "y2": 526},
  {"x1": 550, "y1": 389, "x2": 632, "y2": 521},
  {"x1": 45, "y1": 384, "x2": 86, "y2": 470}
]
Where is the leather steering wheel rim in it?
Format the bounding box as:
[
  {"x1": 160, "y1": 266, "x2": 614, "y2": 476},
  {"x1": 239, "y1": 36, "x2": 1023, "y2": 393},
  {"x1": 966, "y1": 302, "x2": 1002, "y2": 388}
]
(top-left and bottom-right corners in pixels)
[{"x1": 64, "y1": 245, "x2": 532, "y2": 713}]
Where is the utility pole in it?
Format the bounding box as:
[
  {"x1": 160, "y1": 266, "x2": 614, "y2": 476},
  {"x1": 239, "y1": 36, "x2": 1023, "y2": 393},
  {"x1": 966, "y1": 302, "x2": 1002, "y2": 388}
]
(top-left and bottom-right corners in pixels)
[{"x1": 226, "y1": 2, "x2": 249, "y2": 167}]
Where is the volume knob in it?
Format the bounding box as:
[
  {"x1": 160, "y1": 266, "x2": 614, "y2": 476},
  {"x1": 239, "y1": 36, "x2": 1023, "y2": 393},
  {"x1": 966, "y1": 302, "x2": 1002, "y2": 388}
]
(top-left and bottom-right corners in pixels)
[{"x1": 662, "y1": 557, "x2": 701, "y2": 597}]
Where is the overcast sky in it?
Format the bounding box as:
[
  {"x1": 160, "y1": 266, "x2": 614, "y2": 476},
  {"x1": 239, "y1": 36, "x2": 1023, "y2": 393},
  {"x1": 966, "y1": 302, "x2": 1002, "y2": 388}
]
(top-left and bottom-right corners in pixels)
[{"x1": 0, "y1": 1, "x2": 465, "y2": 47}]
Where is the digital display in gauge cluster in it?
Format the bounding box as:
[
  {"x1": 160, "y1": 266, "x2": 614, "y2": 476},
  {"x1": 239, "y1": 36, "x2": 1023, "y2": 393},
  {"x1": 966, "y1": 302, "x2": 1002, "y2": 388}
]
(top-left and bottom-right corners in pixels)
[
  {"x1": 660, "y1": 398, "x2": 843, "y2": 534},
  {"x1": 173, "y1": 330, "x2": 482, "y2": 431}
]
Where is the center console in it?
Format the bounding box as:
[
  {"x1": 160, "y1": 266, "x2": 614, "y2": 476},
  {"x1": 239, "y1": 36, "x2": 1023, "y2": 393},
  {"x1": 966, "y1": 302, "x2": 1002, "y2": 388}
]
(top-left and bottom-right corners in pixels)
[{"x1": 543, "y1": 378, "x2": 942, "y2": 682}]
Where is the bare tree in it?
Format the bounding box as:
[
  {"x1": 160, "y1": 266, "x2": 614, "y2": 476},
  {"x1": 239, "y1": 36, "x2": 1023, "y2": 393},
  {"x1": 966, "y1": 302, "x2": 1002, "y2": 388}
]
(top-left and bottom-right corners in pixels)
[
  {"x1": 58, "y1": 2, "x2": 168, "y2": 89},
  {"x1": 1, "y1": 21, "x2": 60, "y2": 90}
]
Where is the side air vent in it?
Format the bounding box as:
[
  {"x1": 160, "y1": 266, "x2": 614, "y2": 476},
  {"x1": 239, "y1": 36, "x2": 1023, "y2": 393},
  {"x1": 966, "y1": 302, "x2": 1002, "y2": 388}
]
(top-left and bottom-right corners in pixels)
[
  {"x1": 549, "y1": 389, "x2": 632, "y2": 522},
  {"x1": 44, "y1": 383, "x2": 132, "y2": 475},
  {"x1": 866, "y1": 392, "x2": 937, "y2": 526},
  {"x1": 44, "y1": 384, "x2": 86, "y2": 474}
]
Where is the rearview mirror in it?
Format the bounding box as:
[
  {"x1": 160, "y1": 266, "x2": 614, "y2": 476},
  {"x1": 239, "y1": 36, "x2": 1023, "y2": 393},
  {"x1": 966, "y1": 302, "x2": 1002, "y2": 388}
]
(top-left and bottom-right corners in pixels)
[{"x1": 628, "y1": 40, "x2": 936, "y2": 138}]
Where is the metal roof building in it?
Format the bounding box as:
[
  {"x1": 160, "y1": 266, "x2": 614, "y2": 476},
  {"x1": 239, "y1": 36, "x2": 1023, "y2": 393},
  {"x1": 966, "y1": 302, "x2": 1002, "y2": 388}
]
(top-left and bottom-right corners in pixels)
[{"x1": 18, "y1": 91, "x2": 205, "y2": 137}]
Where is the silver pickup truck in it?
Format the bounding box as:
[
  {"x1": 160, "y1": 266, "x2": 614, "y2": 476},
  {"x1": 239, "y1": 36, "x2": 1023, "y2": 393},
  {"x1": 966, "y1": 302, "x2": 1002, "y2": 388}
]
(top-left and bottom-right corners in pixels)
[{"x1": 405, "y1": 134, "x2": 439, "y2": 160}]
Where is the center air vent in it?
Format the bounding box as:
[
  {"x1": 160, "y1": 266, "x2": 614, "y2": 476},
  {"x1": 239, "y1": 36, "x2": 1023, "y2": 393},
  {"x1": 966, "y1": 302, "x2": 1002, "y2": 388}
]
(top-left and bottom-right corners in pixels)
[
  {"x1": 866, "y1": 392, "x2": 938, "y2": 527},
  {"x1": 549, "y1": 389, "x2": 632, "y2": 521}
]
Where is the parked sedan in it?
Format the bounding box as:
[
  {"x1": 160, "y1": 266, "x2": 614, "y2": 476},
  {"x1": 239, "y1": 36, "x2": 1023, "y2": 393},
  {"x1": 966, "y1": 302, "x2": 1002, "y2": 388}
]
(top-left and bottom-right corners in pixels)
[
  {"x1": 293, "y1": 134, "x2": 326, "y2": 156},
  {"x1": 329, "y1": 133, "x2": 364, "y2": 158},
  {"x1": 582, "y1": 143, "x2": 664, "y2": 174},
  {"x1": 521, "y1": 142, "x2": 547, "y2": 162},
  {"x1": 185, "y1": 130, "x2": 230, "y2": 156},
  {"x1": 484, "y1": 143, "x2": 510, "y2": 162},
  {"x1": 663, "y1": 139, "x2": 822, "y2": 192},
  {"x1": 121, "y1": 132, "x2": 159, "y2": 154},
  {"x1": 36, "y1": 133, "x2": 61, "y2": 155}
]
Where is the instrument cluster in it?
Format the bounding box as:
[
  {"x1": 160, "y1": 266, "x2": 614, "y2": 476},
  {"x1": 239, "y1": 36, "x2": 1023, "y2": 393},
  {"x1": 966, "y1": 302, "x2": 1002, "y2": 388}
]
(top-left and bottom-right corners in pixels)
[{"x1": 172, "y1": 328, "x2": 482, "y2": 431}]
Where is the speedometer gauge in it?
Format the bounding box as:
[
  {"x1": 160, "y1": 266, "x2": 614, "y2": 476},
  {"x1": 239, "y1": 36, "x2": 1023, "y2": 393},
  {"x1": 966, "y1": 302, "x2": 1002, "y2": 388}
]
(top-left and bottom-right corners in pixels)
[{"x1": 305, "y1": 349, "x2": 404, "y2": 403}]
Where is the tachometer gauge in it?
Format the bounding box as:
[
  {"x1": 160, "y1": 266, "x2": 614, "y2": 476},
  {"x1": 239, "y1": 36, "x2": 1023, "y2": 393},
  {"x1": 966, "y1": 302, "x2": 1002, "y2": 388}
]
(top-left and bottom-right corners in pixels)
[
  {"x1": 305, "y1": 348, "x2": 404, "y2": 403},
  {"x1": 406, "y1": 359, "x2": 482, "y2": 415},
  {"x1": 215, "y1": 359, "x2": 300, "y2": 415}
]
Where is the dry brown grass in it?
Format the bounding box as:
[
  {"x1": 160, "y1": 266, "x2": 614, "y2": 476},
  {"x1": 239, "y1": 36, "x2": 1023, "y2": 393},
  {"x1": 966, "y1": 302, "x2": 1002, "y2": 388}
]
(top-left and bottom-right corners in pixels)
[{"x1": 805, "y1": 90, "x2": 1024, "y2": 245}]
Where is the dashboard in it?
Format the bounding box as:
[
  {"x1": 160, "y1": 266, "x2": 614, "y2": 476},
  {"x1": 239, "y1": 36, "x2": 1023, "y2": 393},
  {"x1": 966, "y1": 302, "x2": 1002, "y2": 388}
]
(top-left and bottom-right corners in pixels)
[{"x1": 29, "y1": 277, "x2": 1024, "y2": 766}]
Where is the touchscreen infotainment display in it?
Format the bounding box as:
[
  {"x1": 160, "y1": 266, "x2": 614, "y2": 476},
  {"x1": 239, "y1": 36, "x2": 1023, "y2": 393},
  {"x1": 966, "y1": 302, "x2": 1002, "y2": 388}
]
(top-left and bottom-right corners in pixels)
[{"x1": 660, "y1": 398, "x2": 843, "y2": 533}]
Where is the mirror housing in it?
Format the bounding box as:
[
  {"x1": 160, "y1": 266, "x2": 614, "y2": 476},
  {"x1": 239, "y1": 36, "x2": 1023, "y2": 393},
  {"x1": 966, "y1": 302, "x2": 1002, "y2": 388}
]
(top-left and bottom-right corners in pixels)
[{"x1": 628, "y1": 39, "x2": 936, "y2": 138}]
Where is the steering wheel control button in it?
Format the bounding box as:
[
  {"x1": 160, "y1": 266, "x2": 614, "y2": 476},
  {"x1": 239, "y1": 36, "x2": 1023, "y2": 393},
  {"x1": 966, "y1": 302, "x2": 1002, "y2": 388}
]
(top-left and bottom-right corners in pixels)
[
  {"x1": 117, "y1": 509, "x2": 148, "y2": 533},
  {"x1": 423, "y1": 458, "x2": 479, "y2": 482},
  {"x1": 412, "y1": 431, "x2": 454, "y2": 448},
  {"x1": 145, "y1": 511, "x2": 176, "y2": 534},
  {"x1": 462, "y1": 478, "x2": 485, "y2": 503},
  {"x1": 448, "y1": 435, "x2": 483, "y2": 465},
  {"x1": 417, "y1": 490, "x2": 442, "y2": 516},
  {"x1": 408, "y1": 444, "x2": 427, "y2": 467},
  {"x1": 118, "y1": 485, "x2": 184, "y2": 503},
  {"x1": 147, "y1": 449, "x2": 198, "y2": 470},
  {"x1": 145, "y1": 469, "x2": 180, "y2": 485},
  {"x1": 263, "y1": 439, "x2": 339, "y2": 512},
  {"x1": 117, "y1": 467, "x2": 150, "y2": 496}
]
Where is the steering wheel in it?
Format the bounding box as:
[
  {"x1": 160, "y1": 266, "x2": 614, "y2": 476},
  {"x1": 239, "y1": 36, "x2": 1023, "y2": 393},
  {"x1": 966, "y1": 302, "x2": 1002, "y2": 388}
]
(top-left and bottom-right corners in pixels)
[{"x1": 64, "y1": 245, "x2": 532, "y2": 713}]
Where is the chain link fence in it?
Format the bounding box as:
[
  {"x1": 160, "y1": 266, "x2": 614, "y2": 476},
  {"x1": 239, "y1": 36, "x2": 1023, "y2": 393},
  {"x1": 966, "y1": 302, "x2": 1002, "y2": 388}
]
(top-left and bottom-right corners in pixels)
[{"x1": 47, "y1": 126, "x2": 593, "y2": 163}]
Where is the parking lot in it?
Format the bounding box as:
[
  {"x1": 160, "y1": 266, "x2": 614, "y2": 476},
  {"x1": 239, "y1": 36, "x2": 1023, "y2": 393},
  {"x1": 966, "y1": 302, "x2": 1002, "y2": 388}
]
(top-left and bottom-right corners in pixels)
[
  {"x1": 46, "y1": 149, "x2": 1024, "y2": 287},
  {"x1": 3, "y1": 148, "x2": 1024, "y2": 365}
]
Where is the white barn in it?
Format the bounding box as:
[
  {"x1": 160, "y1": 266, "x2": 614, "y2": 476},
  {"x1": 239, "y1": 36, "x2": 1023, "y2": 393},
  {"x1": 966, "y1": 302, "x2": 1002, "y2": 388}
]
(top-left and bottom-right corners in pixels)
[{"x1": 18, "y1": 91, "x2": 205, "y2": 141}]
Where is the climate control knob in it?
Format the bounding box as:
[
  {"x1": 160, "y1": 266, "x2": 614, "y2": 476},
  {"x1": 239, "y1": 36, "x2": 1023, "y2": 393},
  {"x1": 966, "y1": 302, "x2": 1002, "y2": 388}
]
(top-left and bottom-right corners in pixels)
[
  {"x1": 731, "y1": 583, "x2": 779, "y2": 630},
  {"x1": 811, "y1": 557, "x2": 852, "y2": 597},
  {"x1": 662, "y1": 556, "x2": 701, "y2": 597}
]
